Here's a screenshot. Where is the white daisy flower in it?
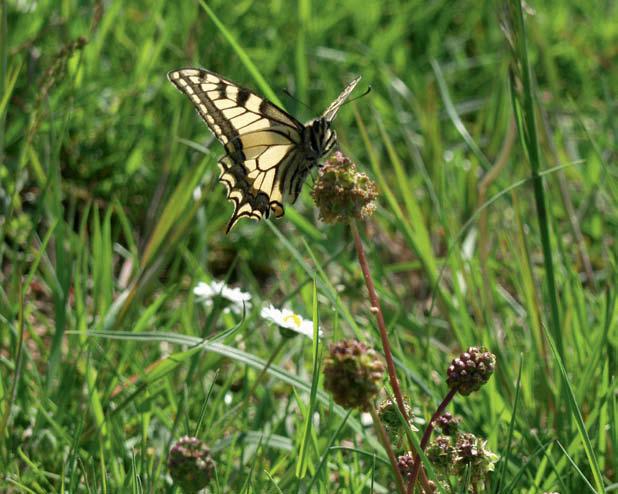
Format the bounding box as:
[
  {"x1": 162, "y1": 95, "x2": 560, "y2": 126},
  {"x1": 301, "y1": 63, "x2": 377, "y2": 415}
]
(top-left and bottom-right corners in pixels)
[
  {"x1": 194, "y1": 280, "x2": 252, "y2": 314},
  {"x1": 260, "y1": 305, "x2": 323, "y2": 339}
]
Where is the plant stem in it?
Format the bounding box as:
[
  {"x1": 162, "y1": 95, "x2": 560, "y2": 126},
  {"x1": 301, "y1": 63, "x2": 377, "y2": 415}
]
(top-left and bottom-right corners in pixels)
[
  {"x1": 369, "y1": 406, "x2": 407, "y2": 494},
  {"x1": 350, "y1": 221, "x2": 413, "y2": 438},
  {"x1": 408, "y1": 386, "x2": 458, "y2": 490},
  {"x1": 350, "y1": 220, "x2": 423, "y2": 493}
]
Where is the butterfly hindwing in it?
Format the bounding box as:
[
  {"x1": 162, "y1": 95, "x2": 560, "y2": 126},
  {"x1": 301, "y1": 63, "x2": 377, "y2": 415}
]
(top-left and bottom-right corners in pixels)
[
  {"x1": 169, "y1": 68, "x2": 306, "y2": 230},
  {"x1": 168, "y1": 67, "x2": 360, "y2": 231}
]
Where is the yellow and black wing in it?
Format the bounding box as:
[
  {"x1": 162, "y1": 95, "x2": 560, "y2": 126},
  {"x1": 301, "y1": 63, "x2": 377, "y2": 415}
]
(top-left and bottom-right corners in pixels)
[
  {"x1": 168, "y1": 68, "x2": 305, "y2": 232},
  {"x1": 321, "y1": 75, "x2": 362, "y2": 122}
]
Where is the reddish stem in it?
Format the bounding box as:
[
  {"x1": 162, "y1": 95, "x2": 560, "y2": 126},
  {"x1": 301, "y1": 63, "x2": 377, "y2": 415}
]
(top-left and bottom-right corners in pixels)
[
  {"x1": 408, "y1": 386, "x2": 458, "y2": 490},
  {"x1": 350, "y1": 222, "x2": 417, "y2": 452},
  {"x1": 369, "y1": 407, "x2": 407, "y2": 494}
]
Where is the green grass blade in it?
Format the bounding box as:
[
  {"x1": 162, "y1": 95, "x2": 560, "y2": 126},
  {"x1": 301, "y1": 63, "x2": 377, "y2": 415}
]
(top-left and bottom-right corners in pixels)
[
  {"x1": 295, "y1": 279, "x2": 321, "y2": 478},
  {"x1": 198, "y1": 0, "x2": 283, "y2": 108},
  {"x1": 506, "y1": 0, "x2": 564, "y2": 359},
  {"x1": 543, "y1": 327, "x2": 605, "y2": 492}
]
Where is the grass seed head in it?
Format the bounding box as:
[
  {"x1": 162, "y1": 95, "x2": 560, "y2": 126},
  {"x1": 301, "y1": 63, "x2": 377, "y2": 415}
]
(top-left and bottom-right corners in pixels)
[
  {"x1": 168, "y1": 436, "x2": 215, "y2": 493},
  {"x1": 323, "y1": 340, "x2": 385, "y2": 410},
  {"x1": 427, "y1": 435, "x2": 456, "y2": 472},
  {"x1": 377, "y1": 397, "x2": 417, "y2": 450},
  {"x1": 312, "y1": 151, "x2": 378, "y2": 224},
  {"x1": 434, "y1": 412, "x2": 461, "y2": 436},
  {"x1": 453, "y1": 432, "x2": 499, "y2": 482},
  {"x1": 446, "y1": 346, "x2": 496, "y2": 396},
  {"x1": 397, "y1": 452, "x2": 415, "y2": 478}
]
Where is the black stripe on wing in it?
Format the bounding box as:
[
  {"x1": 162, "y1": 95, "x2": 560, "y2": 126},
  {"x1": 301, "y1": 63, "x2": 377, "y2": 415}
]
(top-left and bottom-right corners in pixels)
[
  {"x1": 218, "y1": 155, "x2": 285, "y2": 233},
  {"x1": 167, "y1": 68, "x2": 304, "y2": 147}
]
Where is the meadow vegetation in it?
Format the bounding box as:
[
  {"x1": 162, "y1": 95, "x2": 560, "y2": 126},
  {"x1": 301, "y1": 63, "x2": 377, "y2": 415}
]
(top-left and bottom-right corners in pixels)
[{"x1": 1, "y1": 0, "x2": 616, "y2": 492}]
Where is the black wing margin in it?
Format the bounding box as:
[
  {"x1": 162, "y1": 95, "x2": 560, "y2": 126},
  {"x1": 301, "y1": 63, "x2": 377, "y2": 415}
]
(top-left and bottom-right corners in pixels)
[{"x1": 168, "y1": 68, "x2": 306, "y2": 232}]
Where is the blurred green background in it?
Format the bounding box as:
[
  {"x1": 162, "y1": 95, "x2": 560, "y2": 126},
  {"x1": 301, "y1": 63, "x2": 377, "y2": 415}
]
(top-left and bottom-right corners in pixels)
[{"x1": 1, "y1": 0, "x2": 616, "y2": 492}]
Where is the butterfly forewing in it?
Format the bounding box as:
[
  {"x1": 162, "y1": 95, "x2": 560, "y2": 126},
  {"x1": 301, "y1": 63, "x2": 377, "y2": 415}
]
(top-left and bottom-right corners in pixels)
[
  {"x1": 321, "y1": 75, "x2": 362, "y2": 122},
  {"x1": 168, "y1": 68, "x2": 360, "y2": 232}
]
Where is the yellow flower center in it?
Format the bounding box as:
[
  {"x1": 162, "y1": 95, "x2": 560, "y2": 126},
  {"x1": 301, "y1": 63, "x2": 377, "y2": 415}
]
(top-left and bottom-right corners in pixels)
[{"x1": 283, "y1": 313, "x2": 302, "y2": 328}]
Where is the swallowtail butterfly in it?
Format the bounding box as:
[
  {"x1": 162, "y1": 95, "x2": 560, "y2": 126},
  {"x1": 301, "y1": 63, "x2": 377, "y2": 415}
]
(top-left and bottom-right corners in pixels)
[{"x1": 168, "y1": 68, "x2": 361, "y2": 232}]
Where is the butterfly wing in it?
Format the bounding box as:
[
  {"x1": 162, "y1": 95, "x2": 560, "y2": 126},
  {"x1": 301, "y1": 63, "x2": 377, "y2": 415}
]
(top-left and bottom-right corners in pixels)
[
  {"x1": 321, "y1": 75, "x2": 362, "y2": 122},
  {"x1": 168, "y1": 68, "x2": 306, "y2": 232}
]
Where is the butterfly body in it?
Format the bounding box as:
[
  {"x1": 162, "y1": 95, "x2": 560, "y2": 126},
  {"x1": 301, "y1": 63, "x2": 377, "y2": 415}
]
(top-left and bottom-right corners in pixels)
[{"x1": 168, "y1": 68, "x2": 360, "y2": 232}]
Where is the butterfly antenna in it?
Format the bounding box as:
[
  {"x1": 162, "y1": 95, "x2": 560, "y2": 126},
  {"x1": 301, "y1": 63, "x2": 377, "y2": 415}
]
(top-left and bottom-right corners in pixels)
[{"x1": 282, "y1": 88, "x2": 314, "y2": 112}]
